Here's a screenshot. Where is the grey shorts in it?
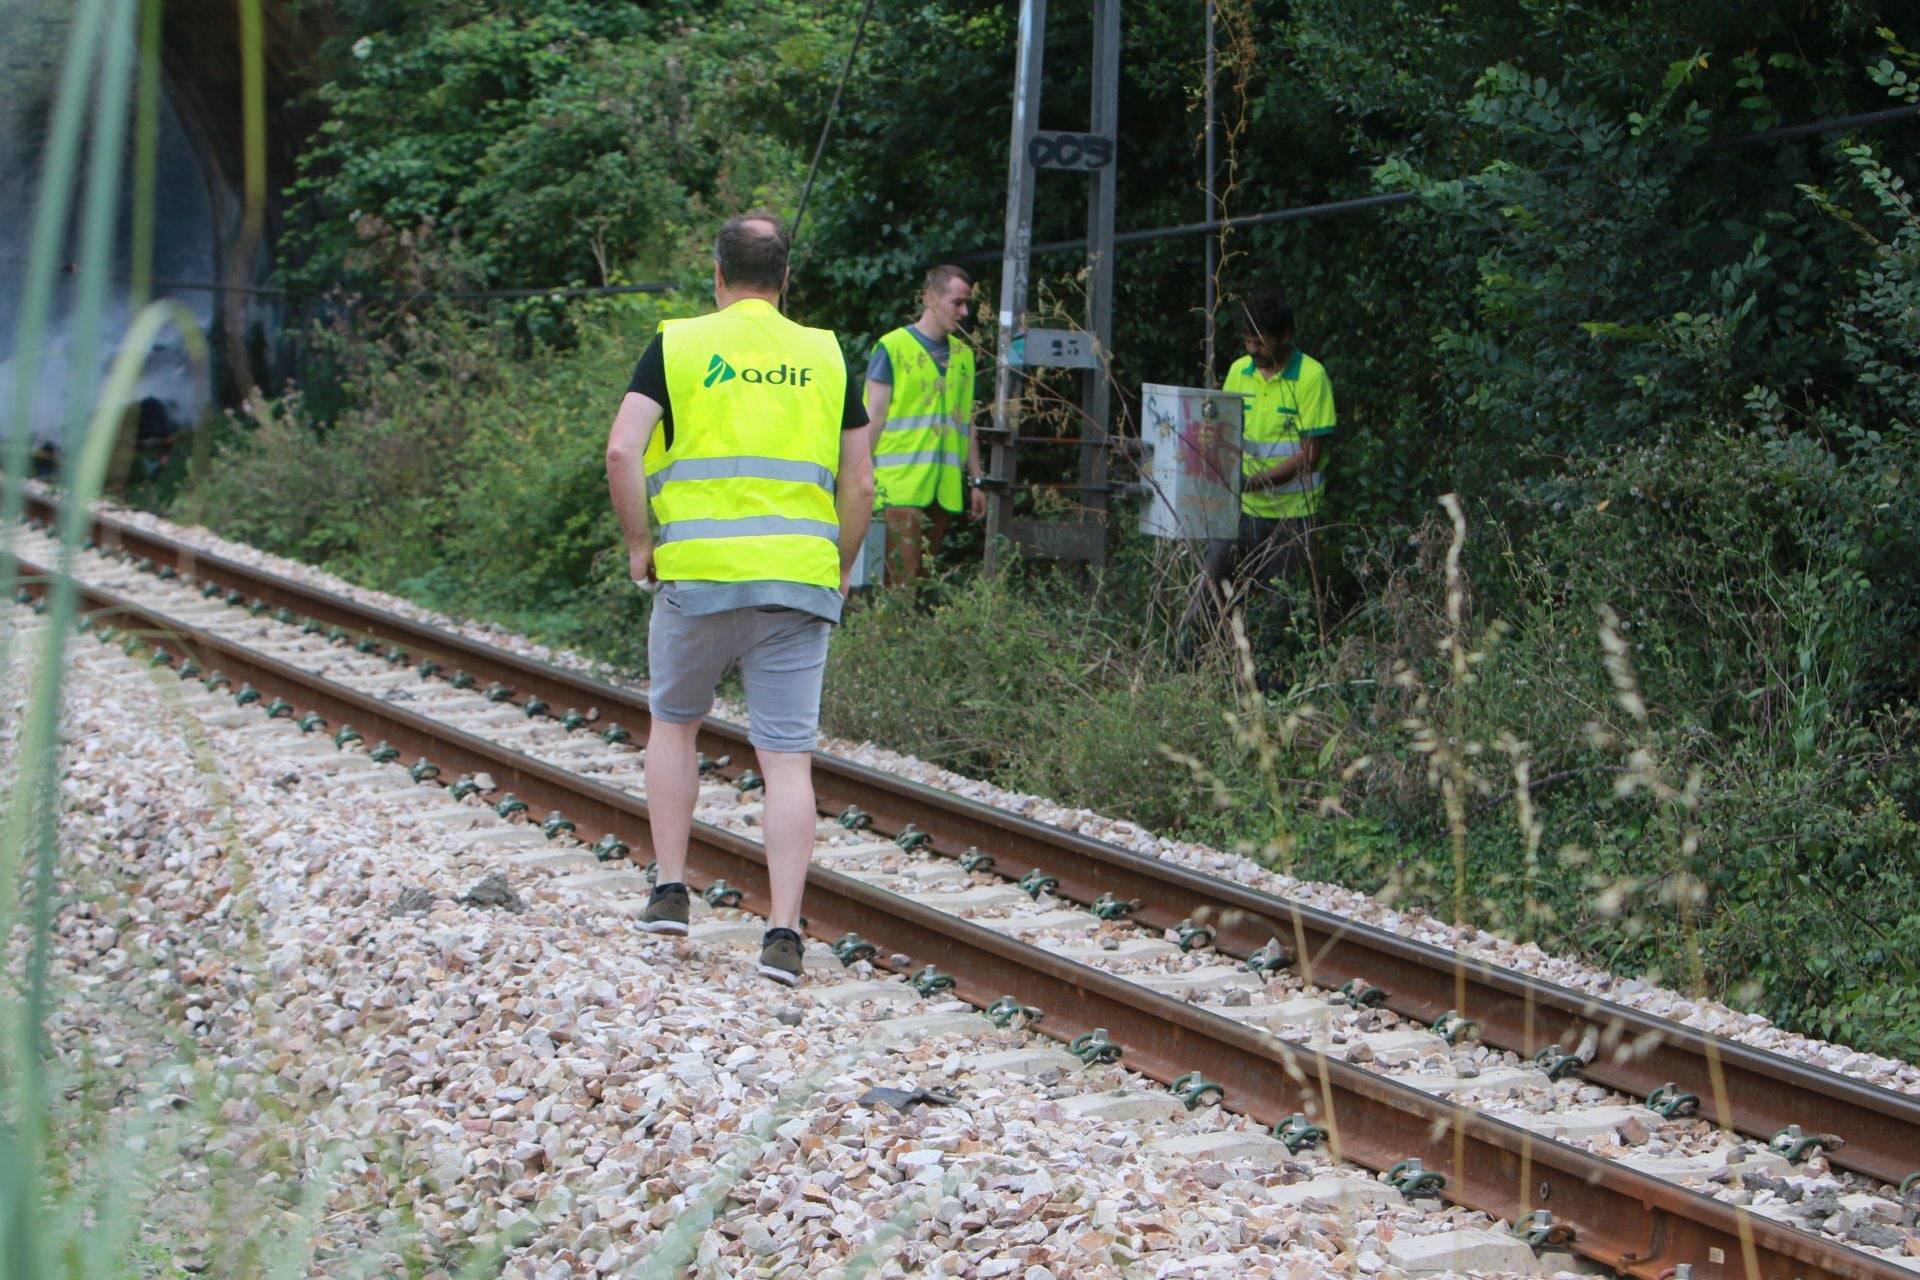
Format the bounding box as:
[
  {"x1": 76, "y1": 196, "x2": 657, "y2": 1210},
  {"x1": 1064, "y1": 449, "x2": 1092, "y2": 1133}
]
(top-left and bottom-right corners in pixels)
[{"x1": 647, "y1": 590, "x2": 831, "y2": 753}]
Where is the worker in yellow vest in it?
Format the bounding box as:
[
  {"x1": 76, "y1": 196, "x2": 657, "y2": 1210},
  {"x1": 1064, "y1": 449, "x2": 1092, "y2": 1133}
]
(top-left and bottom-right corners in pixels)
[
  {"x1": 605, "y1": 212, "x2": 874, "y2": 984},
  {"x1": 864, "y1": 264, "x2": 986, "y2": 582},
  {"x1": 1195, "y1": 290, "x2": 1335, "y2": 684}
]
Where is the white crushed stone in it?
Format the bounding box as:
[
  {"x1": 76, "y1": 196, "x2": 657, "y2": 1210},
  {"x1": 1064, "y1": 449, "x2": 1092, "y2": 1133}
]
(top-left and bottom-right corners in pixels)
[
  {"x1": 55, "y1": 489, "x2": 1920, "y2": 1099},
  {"x1": 26, "y1": 537, "x2": 1918, "y2": 1259},
  {"x1": 10, "y1": 610, "x2": 1560, "y2": 1279}
]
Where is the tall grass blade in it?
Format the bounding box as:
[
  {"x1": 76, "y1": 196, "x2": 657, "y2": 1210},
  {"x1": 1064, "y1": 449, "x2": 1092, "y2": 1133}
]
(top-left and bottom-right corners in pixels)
[
  {"x1": 18, "y1": 30, "x2": 138, "y2": 1249},
  {"x1": 0, "y1": 6, "x2": 117, "y2": 1275},
  {"x1": 0, "y1": 0, "x2": 107, "y2": 624},
  {"x1": 129, "y1": 0, "x2": 162, "y2": 307},
  {"x1": 0, "y1": 300, "x2": 201, "y2": 1279}
]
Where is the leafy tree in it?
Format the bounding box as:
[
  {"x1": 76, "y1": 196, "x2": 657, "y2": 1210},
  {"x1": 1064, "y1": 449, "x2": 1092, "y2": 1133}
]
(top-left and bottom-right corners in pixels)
[
  {"x1": 216, "y1": 0, "x2": 1920, "y2": 1055},
  {"x1": 284, "y1": 0, "x2": 847, "y2": 303}
]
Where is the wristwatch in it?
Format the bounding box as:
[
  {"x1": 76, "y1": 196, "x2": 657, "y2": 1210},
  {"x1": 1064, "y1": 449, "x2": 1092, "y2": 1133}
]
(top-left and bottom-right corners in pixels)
[{"x1": 967, "y1": 474, "x2": 986, "y2": 490}]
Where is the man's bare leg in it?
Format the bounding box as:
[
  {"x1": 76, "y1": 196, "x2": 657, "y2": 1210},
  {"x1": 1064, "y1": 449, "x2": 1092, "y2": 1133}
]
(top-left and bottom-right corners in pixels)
[
  {"x1": 921, "y1": 506, "x2": 951, "y2": 573},
  {"x1": 643, "y1": 718, "x2": 702, "y2": 886},
  {"x1": 755, "y1": 748, "x2": 816, "y2": 930},
  {"x1": 883, "y1": 506, "x2": 924, "y2": 584}
]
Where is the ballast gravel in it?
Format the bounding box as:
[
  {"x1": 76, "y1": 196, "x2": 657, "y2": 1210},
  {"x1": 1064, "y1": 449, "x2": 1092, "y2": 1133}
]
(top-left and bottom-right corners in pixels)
[
  {"x1": 55, "y1": 490, "x2": 1920, "y2": 1100},
  {"x1": 8, "y1": 612, "x2": 1568, "y2": 1279},
  {"x1": 24, "y1": 523, "x2": 1916, "y2": 1263}
]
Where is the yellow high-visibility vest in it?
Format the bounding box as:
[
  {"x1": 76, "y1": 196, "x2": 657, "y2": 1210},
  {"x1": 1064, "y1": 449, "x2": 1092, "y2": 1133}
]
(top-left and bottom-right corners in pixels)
[
  {"x1": 647, "y1": 299, "x2": 845, "y2": 587},
  {"x1": 872, "y1": 327, "x2": 973, "y2": 512},
  {"x1": 1225, "y1": 348, "x2": 1335, "y2": 519}
]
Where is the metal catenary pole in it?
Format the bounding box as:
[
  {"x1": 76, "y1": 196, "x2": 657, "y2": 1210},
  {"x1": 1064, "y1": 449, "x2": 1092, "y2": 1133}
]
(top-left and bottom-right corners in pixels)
[
  {"x1": 985, "y1": 0, "x2": 1121, "y2": 571},
  {"x1": 985, "y1": 0, "x2": 1046, "y2": 569},
  {"x1": 1078, "y1": 0, "x2": 1119, "y2": 542},
  {"x1": 1203, "y1": 0, "x2": 1218, "y2": 388}
]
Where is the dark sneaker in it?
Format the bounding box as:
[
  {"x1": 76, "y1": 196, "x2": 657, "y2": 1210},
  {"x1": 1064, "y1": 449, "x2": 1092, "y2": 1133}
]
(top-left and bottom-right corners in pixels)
[
  {"x1": 637, "y1": 882, "x2": 689, "y2": 935},
  {"x1": 758, "y1": 927, "x2": 805, "y2": 985}
]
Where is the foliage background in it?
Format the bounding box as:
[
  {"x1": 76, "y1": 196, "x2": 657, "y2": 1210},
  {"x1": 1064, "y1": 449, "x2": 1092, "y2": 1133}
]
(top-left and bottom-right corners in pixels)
[{"x1": 163, "y1": 1, "x2": 1920, "y2": 1058}]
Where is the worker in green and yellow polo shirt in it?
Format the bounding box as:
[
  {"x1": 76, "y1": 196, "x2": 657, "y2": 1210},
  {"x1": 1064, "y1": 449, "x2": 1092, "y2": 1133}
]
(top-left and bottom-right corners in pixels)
[
  {"x1": 605, "y1": 212, "x2": 874, "y2": 985},
  {"x1": 864, "y1": 264, "x2": 986, "y2": 583},
  {"x1": 1198, "y1": 289, "x2": 1335, "y2": 681}
]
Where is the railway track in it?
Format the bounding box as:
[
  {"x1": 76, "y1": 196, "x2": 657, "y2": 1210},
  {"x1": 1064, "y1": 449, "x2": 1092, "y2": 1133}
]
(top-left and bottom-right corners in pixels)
[{"x1": 9, "y1": 505, "x2": 1920, "y2": 1279}]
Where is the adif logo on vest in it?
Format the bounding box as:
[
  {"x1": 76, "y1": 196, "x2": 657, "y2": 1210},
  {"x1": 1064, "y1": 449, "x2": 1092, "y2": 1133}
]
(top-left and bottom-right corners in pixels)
[{"x1": 704, "y1": 353, "x2": 813, "y2": 389}]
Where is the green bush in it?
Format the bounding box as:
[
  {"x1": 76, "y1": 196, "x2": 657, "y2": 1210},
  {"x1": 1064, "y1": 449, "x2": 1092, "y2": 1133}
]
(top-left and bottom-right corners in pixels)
[
  {"x1": 1267, "y1": 501, "x2": 1920, "y2": 1059},
  {"x1": 158, "y1": 5, "x2": 1920, "y2": 1063},
  {"x1": 1009, "y1": 670, "x2": 1244, "y2": 836},
  {"x1": 823, "y1": 570, "x2": 1264, "y2": 838},
  {"x1": 177, "y1": 307, "x2": 522, "y2": 582},
  {"x1": 823, "y1": 577, "x2": 1086, "y2": 780}
]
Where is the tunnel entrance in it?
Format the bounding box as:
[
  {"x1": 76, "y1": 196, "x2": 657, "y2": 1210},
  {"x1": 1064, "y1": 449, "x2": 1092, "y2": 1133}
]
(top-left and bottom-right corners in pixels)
[
  {"x1": 0, "y1": 70, "x2": 217, "y2": 458},
  {"x1": 0, "y1": 0, "x2": 328, "y2": 465}
]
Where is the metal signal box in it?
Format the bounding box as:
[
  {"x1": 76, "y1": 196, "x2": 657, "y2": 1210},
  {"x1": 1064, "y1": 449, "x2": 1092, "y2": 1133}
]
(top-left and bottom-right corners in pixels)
[{"x1": 1137, "y1": 384, "x2": 1243, "y2": 541}]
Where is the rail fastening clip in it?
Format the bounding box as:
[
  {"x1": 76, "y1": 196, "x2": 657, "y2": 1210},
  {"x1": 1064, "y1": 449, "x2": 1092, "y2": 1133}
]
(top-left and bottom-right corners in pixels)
[
  {"x1": 1769, "y1": 1124, "x2": 1839, "y2": 1163},
  {"x1": 1532, "y1": 1044, "x2": 1585, "y2": 1081},
  {"x1": 1172, "y1": 1072, "x2": 1225, "y2": 1110},
  {"x1": 831, "y1": 934, "x2": 877, "y2": 965},
  {"x1": 1512, "y1": 1209, "x2": 1571, "y2": 1248},
  {"x1": 909, "y1": 965, "x2": 956, "y2": 996},
  {"x1": 1338, "y1": 978, "x2": 1388, "y2": 1009},
  {"x1": 1386, "y1": 1158, "x2": 1447, "y2": 1199},
  {"x1": 1069, "y1": 1029, "x2": 1122, "y2": 1065},
  {"x1": 985, "y1": 996, "x2": 1040, "y2": 1028},
  {"x1": 1272, "y1": 1113, "x2": 1328, "y2": 1153},
  {"x1": 1174, "y1": 921, "x2": 1215, "y2": 952},
  {"x1": 1245, "y1": 943, "x2": 1292, "y2": 976}
]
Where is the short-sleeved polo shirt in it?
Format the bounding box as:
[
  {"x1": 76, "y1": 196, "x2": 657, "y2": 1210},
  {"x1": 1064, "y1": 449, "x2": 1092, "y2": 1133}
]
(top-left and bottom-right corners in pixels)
[{"x1": 1224, "y1": 348, "x2": 1335, "y2": 519}]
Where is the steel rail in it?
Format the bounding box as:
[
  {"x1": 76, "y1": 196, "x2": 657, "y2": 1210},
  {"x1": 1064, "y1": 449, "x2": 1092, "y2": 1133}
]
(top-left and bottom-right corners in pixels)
[
  {"x1": 27, "y1": 499, "x2": 1920, "y2": 1192},
  {"x1": 13, "y1": 557, "x2": 1909, "y2": 1280}
]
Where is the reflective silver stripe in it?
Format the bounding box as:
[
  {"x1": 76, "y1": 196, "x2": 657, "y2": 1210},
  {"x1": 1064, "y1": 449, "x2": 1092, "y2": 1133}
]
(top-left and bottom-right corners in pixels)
[
  {"x1": 1271, "y1": 471, "x2": 1323, "y2": 495},
  {"x1": 647, "y1": 456, "x2": 835, "y2": 498},
  {"x1": 874, "y1": 450, "x2": 964, "y2": 470},
  {"x1": 1243, "y1": 438, "x2": 1303, "y2": 460},
  {"x1": 657, "y1": 515, "x2": 838, "y2": 544},
  {"x1": 880, "y1": 413, "x2": 954, "y2": 434}
]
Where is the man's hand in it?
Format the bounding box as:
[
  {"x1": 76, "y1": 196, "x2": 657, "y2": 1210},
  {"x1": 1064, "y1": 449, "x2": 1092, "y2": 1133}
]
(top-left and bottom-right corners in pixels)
[
  {"x1": 968, "y1": 485, "x2": 987, "y2": 520},
  {"x1": 839, "y1": 564, "x2": 854, "y2": 599},
  {"x1": 607, "y1": 389, "x2": 664, "y2": 586}
]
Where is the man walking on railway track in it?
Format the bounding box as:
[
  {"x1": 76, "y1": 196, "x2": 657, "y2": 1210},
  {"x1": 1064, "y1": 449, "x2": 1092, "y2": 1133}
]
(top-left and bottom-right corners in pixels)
[
  {"x1": 865, "y1": 264, "x2": 987, "y2": 583},
  {"x1": 605, "y1": 211, "x2": 874, "y2": 985},
  {"x1": 1192, "y1": 290, "x2": 1335, "y2": 686}
]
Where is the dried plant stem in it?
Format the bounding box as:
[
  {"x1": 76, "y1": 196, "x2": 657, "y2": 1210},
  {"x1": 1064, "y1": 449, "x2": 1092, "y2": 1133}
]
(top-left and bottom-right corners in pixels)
[{"x1": 1595, "y1": 603, "x2": 1762, "y2": 1276}]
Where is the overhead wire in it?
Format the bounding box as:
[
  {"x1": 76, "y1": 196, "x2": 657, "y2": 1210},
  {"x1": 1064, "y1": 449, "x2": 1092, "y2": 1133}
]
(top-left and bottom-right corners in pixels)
[
  {"x1": 21, "y1": 102, "x2": 1910, "y2": 303},
  {"x1": 952, "y1": 102, "x2": 1920, "y2": 264},
  {"x1": 790, "y1": 0, "x2": 877, "y2": 253}
]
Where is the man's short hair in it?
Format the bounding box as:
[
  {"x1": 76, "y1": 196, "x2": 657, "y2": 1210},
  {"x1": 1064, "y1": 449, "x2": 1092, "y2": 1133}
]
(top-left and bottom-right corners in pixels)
[
  {"x1": 924, "y1": 264, "x2": 972, "y2": 297},
  {"x1": 714, "y1": 213, "x2": 791, "y2": 291},
  {"x1": 1236, "y1": 290, "x2": 1294, "y2": 342}
]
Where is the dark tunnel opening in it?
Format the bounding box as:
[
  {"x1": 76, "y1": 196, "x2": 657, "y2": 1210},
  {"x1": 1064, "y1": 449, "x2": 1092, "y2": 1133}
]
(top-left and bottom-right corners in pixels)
[{"x1": 0, "y1": 0, "x2": 329, "y2": 467}]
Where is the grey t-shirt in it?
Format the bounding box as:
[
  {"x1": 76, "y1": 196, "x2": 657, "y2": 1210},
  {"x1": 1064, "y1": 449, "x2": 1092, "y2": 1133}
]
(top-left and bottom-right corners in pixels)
[{"x1": 865, "y1": 325, "x2": 949, "y2": 382}]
